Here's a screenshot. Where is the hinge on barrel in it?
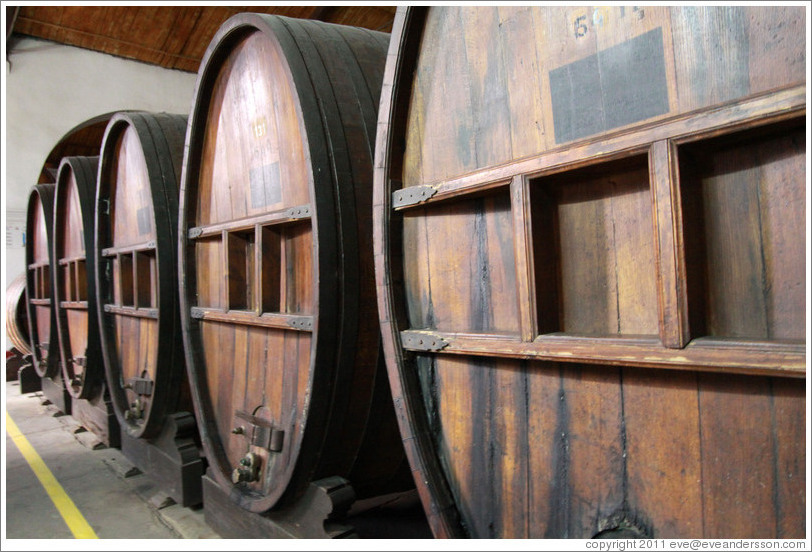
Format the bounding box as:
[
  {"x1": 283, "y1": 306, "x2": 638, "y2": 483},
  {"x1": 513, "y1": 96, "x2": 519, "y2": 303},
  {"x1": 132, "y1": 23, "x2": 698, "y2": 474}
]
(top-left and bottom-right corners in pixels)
[
  {"x1": 400, "y1": 330, "x2": 449, "y2": 352},
  {"x1": 392, "y1": 185, "x2": 437, "y2": 208}
]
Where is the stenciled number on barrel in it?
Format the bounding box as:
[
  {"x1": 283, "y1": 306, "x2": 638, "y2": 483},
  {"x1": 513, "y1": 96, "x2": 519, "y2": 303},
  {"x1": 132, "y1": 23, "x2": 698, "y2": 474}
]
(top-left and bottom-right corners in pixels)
[{"x1": 573, "y1": 6, "x2": 645, "y2": 39}]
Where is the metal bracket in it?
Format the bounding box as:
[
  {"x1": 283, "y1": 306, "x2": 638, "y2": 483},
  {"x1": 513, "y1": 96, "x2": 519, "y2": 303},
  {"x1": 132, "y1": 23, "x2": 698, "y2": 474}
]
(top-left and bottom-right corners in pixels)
[
  {"x1": 400, "y1": 330, "x2": 449, "y2": 352},
  {"x1": 125, "y1": 377, "x2": 154, "y2": 397},
  {"x1": 190, "y1": 307, "x2": 205, "y2": 319},
  {"x1": 286, "y1": 204, "x2": 311, "y2": 220},
  {"x1": 392, "y1": 185, "x2": 437, "y2": 208},
  {"x1": 187, "y1": 227, "x2": 203, "y2": 239},
  {"x1": 287, "y1": 317, "x2": 313, "y2": 331},
  {"x1": 234, "y1": 410, "x2": 284, "y2": 452}
]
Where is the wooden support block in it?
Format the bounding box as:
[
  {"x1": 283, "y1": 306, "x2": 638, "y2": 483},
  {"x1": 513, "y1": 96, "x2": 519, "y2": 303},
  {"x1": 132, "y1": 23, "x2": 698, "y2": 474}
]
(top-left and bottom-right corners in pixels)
[{"x1": 202, "y1": 473, "x2": 358, "y2": 539}]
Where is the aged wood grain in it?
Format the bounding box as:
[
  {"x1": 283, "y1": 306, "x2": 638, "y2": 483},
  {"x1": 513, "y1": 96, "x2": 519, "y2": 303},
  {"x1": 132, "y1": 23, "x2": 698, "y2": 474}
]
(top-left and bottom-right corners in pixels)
[
  {"x1": 95, "y1": 112, "x2": 190, "y2": 440},
  {"x1": 53, "y1": 156, "x2": 101, "y2": 400},
  {"x1": 6, "y1": 273, "x2": 32, "y2": 355},
  {"x1": 179, "y1": 13, "x2": 409, "y2": 516},
  {"x1": 374, "y1": 6, "x2": 806, "y2": 539},
  {"x1": 26, "y1": 185, "x2": 59, "y2": 378}
]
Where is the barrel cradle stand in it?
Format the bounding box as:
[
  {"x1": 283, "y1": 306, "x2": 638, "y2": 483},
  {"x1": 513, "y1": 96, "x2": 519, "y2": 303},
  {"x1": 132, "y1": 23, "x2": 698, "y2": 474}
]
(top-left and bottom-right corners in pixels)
[
  {"x1": 53, "y1": 156, "x2": 120, "y2": 448},
  {"x1": 95, "y1": 112, "x2": 204, "y2": 507},
  {"x1": 6, "y1": 273, "x2": 39, "y2": 391},
  {"x1": 25, "y1": 184, "x2": 71, "y2": 412},
  {"x1": 179, "y1": 14, "x2": 412, "y2": 538}
]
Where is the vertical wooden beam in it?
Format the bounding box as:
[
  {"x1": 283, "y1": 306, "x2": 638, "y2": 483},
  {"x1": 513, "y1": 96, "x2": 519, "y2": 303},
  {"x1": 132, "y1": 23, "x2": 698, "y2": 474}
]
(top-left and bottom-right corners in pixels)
[
  {"x1": 222, "y1": 229, "x2": 230, "y2": 311},
  {"x1": 510, "y1": 174, "x2": 537, "y2": 341},
  {"x1": 650, "y1": 140, "x2": 689, "y2": 348}
]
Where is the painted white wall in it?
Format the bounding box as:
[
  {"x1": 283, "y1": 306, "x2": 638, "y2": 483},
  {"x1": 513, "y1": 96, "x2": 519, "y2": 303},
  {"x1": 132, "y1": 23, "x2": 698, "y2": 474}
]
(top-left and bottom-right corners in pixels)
[{"x1": 3, "y1": 36, "x2": 198, "y2": 350}]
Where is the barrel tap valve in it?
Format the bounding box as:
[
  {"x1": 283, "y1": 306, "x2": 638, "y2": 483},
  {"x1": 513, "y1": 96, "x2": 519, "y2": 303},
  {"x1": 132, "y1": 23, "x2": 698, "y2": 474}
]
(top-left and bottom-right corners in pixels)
[{"x1": 232, "y1": 452, "x2": 260, "y2": 484}]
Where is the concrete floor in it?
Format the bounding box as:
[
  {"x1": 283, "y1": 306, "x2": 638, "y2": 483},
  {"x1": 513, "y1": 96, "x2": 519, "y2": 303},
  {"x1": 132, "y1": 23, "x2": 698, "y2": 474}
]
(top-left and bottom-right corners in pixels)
[
  {"x1": 3, "y1": 379, "x2": 217, "y2": 541},
  {"x1": 3, "y1": 378, "x2": 434, "y2": 544}
]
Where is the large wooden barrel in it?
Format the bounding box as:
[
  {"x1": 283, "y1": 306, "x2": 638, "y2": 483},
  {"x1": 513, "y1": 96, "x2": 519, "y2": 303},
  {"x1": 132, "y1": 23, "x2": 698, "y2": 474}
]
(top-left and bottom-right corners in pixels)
[
  {"x1": 53, "y1": 156, "x2": 103, "y2": 399},
  {"x1": 6, "y1": 273, "x2": 32, "y2": 356},
  {"x1": 374, "y1": 7, "x2": 806, "y2": 538},
  {"x1": 94, "y1": 112, "x2": 189, "y2": 439},
  {"x1": 25, "y1": 184, "x2": 60, "y2": 378},
  {"x1": 178, "y1": 13, "x2": 410, "y2": 513},
  {"x1": 39, "y1": 113, "x2": 114, "y2": 184}
]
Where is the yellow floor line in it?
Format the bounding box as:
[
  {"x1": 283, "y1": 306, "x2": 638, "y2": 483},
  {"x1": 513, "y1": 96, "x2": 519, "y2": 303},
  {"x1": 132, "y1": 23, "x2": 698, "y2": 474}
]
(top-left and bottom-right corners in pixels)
[{"x1": 5, "y1": 411, "x2": 99, "y2": 539}]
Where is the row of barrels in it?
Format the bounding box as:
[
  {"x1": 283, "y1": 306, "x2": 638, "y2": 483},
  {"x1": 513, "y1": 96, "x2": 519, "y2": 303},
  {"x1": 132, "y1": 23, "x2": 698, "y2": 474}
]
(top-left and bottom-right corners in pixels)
[{"x1": 9, "y1": 7, "x2": 806, "y2": 539}]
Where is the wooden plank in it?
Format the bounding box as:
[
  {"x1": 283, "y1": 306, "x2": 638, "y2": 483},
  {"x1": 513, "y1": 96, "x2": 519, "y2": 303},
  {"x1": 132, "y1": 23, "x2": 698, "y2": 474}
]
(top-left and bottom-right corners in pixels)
[
  {"x1": 563, "y1": 364, "x2": 625, "y2": 537},
  {"x1": 188, "y1": 205, "x2": 311, "y2": 239},
  {"x1": 244, "y1": 326, "x2": 270, "y2": 495},
  {"x1": 751, "y1": 126, "x2": 805, "y2": 341},
  {"x1": 104, "y1": 304, "x2": 159, "y2": 319},
  {"x1": 543, "y1": 157, "x2": 657, "y2": 336},
  {"x1": 650, "y1": 140, "x2": 688, "y2": 348},
  {"x1": 190, "y1": 307, "x2": 313, "y2": 332},
  {"x1": 478, "y1": 358, "x2": 533, "y2": 537},
  {"x1": 282, "y1": 223, "x2": 313, "y2": 313},
  {"x1": 399, "y1": 330, "x2": 805, "y2": 377},
  {"x1": 525, "y1": 361, "x2": 562, "y2": 537},
  {"x1": 679, "y1": 120, "x2": 806, "y2": 342},
  {"x1": 427, "y1": 355, "x2": 481, "y2": 534},
  {"x1": 670, "y1": 6, "x2": 805, "y2": 113},
  {"x1": 609, "y1": 163, "x2": 658, "y2": 335},
  {"x1": 510, "y1": 176, "x2": 537, "y2": 341},
  {"x1": 770, "y1": 378, "x2": 806, "y2": 538},
  {"x1": 406, "y1": 190, "x2": 519, "y2": 335},
  {"x1": 623, "y1": 368, "x2": 703, "y2": 537},
  {"x1": 59, "y1": 301, "x2": 88, "y2": 310},
  {"x1": 498, "y1": 7, "x2": 546, "y2": 162},
  {"x1": 698, "y1": 373, "x2": 777, "y2": 537},
  {"x1": 227, "y1": 323, "x2": 249, "y2": 471},
  {"x1": 394, "y1": 86, "x2": 804, "y2": 209}
]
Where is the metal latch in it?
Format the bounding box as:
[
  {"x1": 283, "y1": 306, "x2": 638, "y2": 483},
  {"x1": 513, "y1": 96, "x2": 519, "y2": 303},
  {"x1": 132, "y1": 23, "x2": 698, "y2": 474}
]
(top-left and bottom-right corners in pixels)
[{"x1": 233, "y1": 410, "x2": 284, "y2": 453}]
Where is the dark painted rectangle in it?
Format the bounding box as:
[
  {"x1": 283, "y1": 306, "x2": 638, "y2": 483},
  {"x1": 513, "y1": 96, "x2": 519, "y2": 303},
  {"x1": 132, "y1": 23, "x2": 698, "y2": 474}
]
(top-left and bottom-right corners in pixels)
[
  {"x1": 249, "y1": 162, "x2": 282, "y2": 209},
  {"x1": 550, "y1": 27, "x2": 669, "y2": 144},
  {"x1": 136, "y1": 206, "x2": 151, "y2": 235}
]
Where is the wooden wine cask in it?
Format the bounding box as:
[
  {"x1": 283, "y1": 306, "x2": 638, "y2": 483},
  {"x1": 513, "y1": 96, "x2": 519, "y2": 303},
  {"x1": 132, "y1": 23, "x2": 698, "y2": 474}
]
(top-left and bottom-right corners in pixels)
[
  {"x1": 6, "y1": 273, "x2": 33, "y2": 356},
  {"x1": 53, "y1": 156, "x2": 103, "y2": 398},
  {"x1": 54, "y1": 155, "x2": 120, "y2": 446},
  {"x1": 95, "y1": 112, "x2": 189, "y2": 439},
  {"x1": 25, "y1": 184, "x2": 60, "y2": 378},
  {"x1": 178, "y1": 13, "x2": 410, "y2": 515},
  {"x1": 39, "y1": 113, "x2": 114, "y2": 184},
  {"x1": 374, "y1": 7, "x2": 806, "y2": 538}
]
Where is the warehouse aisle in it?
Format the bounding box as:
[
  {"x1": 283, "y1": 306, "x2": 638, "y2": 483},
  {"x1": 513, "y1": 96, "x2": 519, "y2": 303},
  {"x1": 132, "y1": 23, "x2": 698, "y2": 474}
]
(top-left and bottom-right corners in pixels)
[{"x1": 3, "y1": 380, "x2": 218, "y2": 541}]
